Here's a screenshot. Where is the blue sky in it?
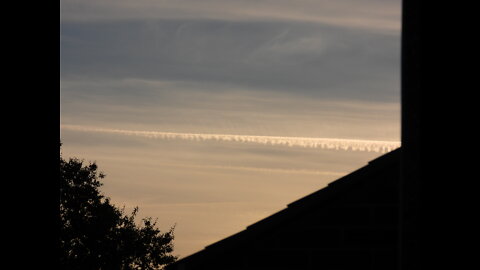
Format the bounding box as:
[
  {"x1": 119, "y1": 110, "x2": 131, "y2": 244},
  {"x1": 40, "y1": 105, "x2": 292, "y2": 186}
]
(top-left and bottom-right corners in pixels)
[{"x1": 60, "y1": 0, "x2": 401, "y2": 257}]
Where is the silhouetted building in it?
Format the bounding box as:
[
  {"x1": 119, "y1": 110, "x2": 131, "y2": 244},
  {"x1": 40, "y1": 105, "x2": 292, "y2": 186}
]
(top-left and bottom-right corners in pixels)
[{"x1": 167, "y1": 148, "x2": 400, "y2": 270}]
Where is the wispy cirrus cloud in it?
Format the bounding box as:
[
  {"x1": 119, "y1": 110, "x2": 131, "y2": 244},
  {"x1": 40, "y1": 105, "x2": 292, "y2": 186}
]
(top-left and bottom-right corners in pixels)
[
  {"x1": 60, "y1": 18, "x2": 400, "y2": 102},
  {"x1": 148, "y1": 162, "x2": 346, "y2": 177},
  {"x1": 61, "y1": 0, "x2": 400, "y2": 32}
]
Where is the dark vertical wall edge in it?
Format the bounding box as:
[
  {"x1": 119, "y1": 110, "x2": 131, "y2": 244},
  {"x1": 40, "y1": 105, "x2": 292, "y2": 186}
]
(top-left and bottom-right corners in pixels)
[{"x1": 400, "y1": 0, "x2": 421, "y2": 269}]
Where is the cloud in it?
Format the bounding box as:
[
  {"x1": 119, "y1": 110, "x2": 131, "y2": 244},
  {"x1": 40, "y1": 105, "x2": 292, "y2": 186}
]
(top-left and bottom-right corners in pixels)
[
  {"x1": 61, "y1": 18, "x2": 400, "y2": 102},
  {"x1": 60, "y1": 77, "x2": 400, "y2": 141},
  {"x1": 61, "y1": 125, "x2": 400, "y2": 153},
  {"x1": 144, "y1": 162, "x2": 346, "y2": 177},
  {"x1": 61, "y1": 0, "x2": 401, "y2": 32}
]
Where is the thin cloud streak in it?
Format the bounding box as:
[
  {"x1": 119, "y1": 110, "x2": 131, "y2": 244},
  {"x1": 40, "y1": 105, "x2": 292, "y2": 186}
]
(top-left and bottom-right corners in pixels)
[
  {"x1": 61, "y1": 125, "x2": 400, "y2": 153},
  {"x1": 61, "y1": 0, "x2": 400, "y2": 33},
  {"x1": 156, "y1": 163, "x2": 346, "y2": 177}
]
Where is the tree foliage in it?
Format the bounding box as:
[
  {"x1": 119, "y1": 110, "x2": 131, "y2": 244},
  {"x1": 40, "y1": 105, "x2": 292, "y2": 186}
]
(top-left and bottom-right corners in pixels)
[{"x1": 59, "y1": 147, "x2": 177, "y2": 269}]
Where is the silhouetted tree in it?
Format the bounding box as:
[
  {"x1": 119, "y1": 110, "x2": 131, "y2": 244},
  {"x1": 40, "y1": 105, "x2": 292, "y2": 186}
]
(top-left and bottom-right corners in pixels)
[{"x1": 59, "y1": 146, "x2": 177, "y2": 269}]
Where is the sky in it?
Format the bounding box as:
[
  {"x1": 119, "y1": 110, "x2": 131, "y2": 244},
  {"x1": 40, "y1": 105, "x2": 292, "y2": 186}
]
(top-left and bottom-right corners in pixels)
[{"x1": 60, "y1": 0, "x2": 402, "y2": 258}]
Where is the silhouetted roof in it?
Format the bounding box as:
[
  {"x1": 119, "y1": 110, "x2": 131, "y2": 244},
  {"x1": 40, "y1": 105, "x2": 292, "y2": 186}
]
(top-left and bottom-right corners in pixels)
[{"x1": 167, "y1": 147, "x2": 401, "y2": 268}]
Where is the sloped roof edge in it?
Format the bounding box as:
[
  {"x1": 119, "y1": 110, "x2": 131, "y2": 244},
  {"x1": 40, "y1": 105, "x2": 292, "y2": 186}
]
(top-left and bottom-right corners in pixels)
[{"x1": 167, "y1": 147, "x2": 401, "y2": 267}]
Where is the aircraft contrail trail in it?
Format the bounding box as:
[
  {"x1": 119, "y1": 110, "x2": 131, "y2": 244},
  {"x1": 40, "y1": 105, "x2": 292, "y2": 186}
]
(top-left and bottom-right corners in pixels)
[{"x1": 61, "y1": 125, "x2": 400, "y2": 153}]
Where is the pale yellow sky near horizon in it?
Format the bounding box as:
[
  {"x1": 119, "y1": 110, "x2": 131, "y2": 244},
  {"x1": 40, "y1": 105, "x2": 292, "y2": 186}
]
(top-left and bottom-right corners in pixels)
[{"x1": 60, "y1": 124, "x2": 399, "y2": 257}]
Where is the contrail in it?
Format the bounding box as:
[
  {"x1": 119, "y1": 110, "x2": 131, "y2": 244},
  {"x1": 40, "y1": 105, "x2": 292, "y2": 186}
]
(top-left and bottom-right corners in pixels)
[{"x1": 61, "y1": 125, "x2": 400, "y2": 153}]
